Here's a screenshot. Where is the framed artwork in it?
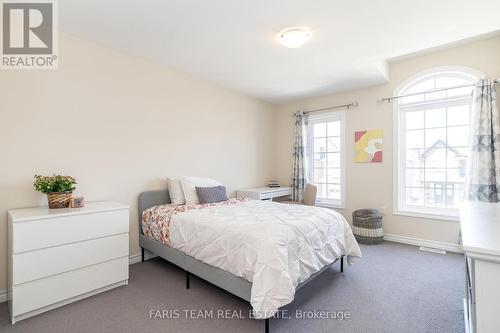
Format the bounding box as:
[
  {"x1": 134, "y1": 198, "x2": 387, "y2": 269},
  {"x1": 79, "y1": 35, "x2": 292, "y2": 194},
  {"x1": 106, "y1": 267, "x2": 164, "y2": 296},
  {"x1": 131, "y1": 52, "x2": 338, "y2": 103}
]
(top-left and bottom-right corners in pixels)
[{"x1": 354, "y1": 129, "x2": 383, "y2": 163}]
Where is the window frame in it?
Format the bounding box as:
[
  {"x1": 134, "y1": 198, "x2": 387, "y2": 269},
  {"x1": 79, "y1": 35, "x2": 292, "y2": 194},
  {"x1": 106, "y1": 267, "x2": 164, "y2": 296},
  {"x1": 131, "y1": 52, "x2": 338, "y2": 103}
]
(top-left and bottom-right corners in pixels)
[
  {"x1": 393, "y1": 66, "x2": 482, "y2": 222},
  {"x1": 306, "y1": 110, "x2": 346, "y2": 209}
]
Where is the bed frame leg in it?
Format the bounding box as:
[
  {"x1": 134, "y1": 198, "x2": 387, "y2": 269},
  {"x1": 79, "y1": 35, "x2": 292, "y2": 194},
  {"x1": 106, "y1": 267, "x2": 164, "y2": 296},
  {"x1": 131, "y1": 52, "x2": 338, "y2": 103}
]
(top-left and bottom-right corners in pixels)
[
  {"x1": 265, "y1": 318, "x2": 269, "y2": 333},
  {"x1": 141, "y1": 247, "x2": 145, "y2": 262},
  {"x1": 340, "y1": 256, "x2": 344, "y2": 273},
  {"x1": 186, "y1": 271, "x2": 190, "y2": 289}
]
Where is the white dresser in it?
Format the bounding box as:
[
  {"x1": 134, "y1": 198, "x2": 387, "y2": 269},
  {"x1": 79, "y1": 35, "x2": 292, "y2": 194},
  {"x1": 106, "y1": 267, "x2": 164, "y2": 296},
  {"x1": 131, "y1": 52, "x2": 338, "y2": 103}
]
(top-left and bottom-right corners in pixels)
[
  {"x1": 8, "y1": 201, "x2": 130, "y2": 324},
  {"x1": 460, "y1": 202, "x2": 500, "y2": 333},
  {"x1": 236, "y1": 187, "x2": 292, "y2": 201}
]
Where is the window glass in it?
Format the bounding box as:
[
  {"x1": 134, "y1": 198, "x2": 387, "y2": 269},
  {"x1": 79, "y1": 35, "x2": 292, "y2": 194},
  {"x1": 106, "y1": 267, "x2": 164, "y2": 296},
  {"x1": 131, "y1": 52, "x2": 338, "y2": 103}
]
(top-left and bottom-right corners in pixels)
[
  {"x1": 307, "y1": 112, "x2": 344, "y2": 207},
  {"x1": 396, "y1": 71, "x2": 475, "y2": 216}
]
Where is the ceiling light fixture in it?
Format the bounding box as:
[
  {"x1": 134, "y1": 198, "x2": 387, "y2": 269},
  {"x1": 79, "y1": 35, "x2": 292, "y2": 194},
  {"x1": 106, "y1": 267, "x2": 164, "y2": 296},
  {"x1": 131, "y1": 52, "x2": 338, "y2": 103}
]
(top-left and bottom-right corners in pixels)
[{"x1": 278, "y1": 27, "x2": 312, "y2": 48}]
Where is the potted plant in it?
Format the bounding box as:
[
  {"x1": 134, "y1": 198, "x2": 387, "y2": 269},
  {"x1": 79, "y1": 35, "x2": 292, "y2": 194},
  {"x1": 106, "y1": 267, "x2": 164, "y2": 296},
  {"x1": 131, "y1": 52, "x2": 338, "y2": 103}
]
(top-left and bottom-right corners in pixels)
[{"x1": 34, "y1": 174, "x2": 77, "y2": 209}]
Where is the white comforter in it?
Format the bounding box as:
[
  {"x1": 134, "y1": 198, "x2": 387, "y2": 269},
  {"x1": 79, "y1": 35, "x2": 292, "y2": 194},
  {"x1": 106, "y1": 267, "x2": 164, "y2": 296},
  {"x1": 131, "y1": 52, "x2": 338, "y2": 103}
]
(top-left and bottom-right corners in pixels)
[{"x1": 169, "y1": 199, "x2": 361, "y2": 318}]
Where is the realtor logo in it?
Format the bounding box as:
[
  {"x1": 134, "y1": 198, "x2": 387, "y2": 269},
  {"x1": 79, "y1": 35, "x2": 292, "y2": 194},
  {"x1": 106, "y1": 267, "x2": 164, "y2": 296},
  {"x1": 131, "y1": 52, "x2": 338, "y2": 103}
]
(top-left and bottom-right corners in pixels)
[{"x1": 1, "y1": 0, "x2": 58, "y2": 69}]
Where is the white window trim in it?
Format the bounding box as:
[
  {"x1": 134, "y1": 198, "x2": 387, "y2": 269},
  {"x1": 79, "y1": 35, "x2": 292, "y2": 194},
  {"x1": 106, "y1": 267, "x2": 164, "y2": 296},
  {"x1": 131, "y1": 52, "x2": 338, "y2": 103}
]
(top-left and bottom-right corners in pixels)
[
  {"x1": 306, "y1": 110, "x2": 346, "y2": 209},
  {"x1": 393, "y1": 66, "x2": 483, "y2": 222}
]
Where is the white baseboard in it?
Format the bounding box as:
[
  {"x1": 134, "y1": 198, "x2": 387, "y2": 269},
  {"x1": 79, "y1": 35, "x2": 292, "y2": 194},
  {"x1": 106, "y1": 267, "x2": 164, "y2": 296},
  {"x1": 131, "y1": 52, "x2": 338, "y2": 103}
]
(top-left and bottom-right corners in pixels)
[
  {"x1": 384, "y1": 234, "x2": 463, "y2": 253},
  {"x1": 129, "y1": 253, "x2": 142, "y2": 265},
  {"x1": 129, "y1": 250, "x2": 158, "y2": 265},
  {"x1": 0, "y1": 289, "x2": 7, "y2": 303}
]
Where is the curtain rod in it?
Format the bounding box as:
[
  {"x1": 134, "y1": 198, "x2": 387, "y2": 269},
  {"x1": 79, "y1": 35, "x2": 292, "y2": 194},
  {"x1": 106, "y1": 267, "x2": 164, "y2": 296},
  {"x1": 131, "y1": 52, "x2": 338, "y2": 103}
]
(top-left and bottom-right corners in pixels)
[
  {"x1": 297, "y1": 101, "x2": 358, "y2": 115},
  {"x1": 379, "y1": 79, "x2": 500, "y2": 103}
]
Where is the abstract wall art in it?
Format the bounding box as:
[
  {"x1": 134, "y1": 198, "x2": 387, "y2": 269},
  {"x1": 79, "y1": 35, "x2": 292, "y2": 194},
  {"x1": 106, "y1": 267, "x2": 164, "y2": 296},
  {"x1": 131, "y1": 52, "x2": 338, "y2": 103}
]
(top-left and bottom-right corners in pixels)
[{"x1": 354, "y1": 129, "x2": 383, "y2": 163}]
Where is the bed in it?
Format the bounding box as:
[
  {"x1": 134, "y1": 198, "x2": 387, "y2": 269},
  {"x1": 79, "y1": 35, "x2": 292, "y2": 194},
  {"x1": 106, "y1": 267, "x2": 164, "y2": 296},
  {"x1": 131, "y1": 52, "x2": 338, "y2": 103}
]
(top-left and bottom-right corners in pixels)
[{"x1": 138, "y1": 190, "x2": 361, "y2": 332}]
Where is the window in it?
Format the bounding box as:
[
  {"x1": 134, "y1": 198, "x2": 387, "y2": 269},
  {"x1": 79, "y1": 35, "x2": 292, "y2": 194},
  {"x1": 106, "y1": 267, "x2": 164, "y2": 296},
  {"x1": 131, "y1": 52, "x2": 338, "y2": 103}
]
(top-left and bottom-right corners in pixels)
[
  {"x1": 306, "y1": 111, "x2": 345, "y2": 208},
  {"x1": 394, "y1": 68, "x2": 480, "y2": 220}
]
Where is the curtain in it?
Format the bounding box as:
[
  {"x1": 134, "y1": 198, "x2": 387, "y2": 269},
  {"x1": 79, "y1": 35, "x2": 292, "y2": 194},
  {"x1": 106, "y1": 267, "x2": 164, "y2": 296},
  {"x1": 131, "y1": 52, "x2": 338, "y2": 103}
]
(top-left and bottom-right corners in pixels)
[
  {"x1": 466, "y1": 79, "x2": 500, "y2": 202},
  {"x1": 291, "y1": 111, "x2": 308, "y2": 202}
]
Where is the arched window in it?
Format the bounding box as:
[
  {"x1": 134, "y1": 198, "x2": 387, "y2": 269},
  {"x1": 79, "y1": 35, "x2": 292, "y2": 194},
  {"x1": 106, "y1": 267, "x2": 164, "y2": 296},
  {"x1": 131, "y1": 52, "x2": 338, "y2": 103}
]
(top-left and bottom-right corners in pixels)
[{"x1": 394, "y1": 67, "x2": 482, "y2": 220}]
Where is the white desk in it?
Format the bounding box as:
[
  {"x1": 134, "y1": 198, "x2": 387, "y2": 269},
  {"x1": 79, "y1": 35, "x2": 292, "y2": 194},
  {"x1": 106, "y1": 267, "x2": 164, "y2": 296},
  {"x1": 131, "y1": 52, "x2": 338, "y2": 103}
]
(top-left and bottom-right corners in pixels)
[
  {"x1": 460, "y1": 202, "x2": 500, "y2": 333},
  {"x1": 237, "y1": 187, "x2": 292, "y2": 201}
]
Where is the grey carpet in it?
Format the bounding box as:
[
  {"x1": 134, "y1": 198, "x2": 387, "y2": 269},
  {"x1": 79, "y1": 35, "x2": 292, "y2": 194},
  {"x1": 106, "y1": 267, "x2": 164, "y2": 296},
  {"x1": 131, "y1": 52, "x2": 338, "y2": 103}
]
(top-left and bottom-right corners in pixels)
[{"x1": 0, "y1": 241, "x2": 465, "y2": 333}]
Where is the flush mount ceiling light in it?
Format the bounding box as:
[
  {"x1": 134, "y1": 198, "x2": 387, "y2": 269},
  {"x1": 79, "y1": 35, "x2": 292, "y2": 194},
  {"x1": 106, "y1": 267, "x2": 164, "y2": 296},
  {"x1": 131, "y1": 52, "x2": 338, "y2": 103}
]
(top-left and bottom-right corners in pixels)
[{"x1": 278, "y1": 27, "x2": 312, "y2": 48}]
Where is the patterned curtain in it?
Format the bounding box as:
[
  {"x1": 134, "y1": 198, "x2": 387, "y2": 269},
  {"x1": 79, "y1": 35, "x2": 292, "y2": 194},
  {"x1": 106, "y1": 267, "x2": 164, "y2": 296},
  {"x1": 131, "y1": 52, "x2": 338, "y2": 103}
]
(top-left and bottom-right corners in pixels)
[
  {"x1": 291, "y1": 111, "x2": 308, "y2": 202},
  {"x1": 466, "y1": 79, "x2": 500, "y2": 202}
]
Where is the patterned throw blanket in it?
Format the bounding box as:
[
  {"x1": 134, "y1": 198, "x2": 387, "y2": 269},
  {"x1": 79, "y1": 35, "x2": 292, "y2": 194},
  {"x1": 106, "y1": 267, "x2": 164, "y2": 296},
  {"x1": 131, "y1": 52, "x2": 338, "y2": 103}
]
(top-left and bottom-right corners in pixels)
[{"x1": 141, "y1": 198, "x2": 248, "y2": 245}]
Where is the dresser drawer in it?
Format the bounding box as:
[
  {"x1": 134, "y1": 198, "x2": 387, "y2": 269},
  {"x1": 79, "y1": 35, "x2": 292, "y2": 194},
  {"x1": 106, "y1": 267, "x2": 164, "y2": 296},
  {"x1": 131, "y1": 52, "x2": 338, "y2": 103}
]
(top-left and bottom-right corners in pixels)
[
  {"x1": 260, "y1": 192, "x2": 272, "y2": 200},
  {"x1": 12, "y1": 233, "x2": 129, "y2": 285},
  {"x1": 12, "y1": 209, "x2": 129, "y2": 254},
  {"x1": 11, "y1": 256, "x2": 128, "y2": 316},
  {"x1": 273, "y1": 189, "x2": 291, "y2": 198}
]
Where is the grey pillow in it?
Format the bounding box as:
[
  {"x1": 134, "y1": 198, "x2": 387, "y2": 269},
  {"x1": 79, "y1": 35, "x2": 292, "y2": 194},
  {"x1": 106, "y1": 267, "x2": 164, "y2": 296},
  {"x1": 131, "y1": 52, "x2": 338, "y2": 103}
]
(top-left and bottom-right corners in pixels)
[{"x1": 196, "y1": 185, "x2": 229, "y2": 204}]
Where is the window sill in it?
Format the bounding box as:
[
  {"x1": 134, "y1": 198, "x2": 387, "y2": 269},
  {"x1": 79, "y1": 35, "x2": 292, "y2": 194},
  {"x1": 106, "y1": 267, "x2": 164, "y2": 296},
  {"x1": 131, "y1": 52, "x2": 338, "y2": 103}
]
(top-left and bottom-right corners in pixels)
[
  {"x1": 316, "y1": 202, "x2": 345, "y2": 210},
  {"x1": 393, "y1": 210, "x2": 459, "y2": 222}
]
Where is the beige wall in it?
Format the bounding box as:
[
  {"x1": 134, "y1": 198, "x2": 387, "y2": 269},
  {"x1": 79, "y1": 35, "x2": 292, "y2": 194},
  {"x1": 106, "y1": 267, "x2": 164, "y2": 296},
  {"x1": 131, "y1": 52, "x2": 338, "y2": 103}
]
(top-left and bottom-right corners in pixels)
[
  {"x1": 275, "y1": 35, "x2": 500, "y2": 245},
  {"x1": 1, "y1": 32, "x2": 499, "y2": 293},
  {"x1": 0, "y1": 33, "x2": 276, "y2": 291}
]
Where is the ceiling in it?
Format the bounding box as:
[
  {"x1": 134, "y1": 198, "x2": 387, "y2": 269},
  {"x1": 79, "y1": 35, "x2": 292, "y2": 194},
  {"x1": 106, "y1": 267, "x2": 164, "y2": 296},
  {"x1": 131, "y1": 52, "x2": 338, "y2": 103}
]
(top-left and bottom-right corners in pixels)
[{"x1": 60, "y1": 0, "x2": 500, "y2": 103}]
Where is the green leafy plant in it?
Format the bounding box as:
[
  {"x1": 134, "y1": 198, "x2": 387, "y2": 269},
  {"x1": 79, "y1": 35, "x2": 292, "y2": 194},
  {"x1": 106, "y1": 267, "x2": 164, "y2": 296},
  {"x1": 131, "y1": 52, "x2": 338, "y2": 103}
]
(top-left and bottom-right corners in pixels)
[{"x1": 34, "y1": 174, "x2": 77, "y2": 194}]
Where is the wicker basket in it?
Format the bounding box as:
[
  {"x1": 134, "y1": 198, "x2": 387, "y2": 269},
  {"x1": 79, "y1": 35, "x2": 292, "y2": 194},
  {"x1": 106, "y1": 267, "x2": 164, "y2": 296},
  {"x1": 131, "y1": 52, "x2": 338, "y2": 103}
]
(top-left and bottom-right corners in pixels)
[
  {"x1": 352, "y1": 209, "x2": 383, "y2": 244},
  {"x1": 47, "y1": 191, "x2": 72, "y2": 209}
]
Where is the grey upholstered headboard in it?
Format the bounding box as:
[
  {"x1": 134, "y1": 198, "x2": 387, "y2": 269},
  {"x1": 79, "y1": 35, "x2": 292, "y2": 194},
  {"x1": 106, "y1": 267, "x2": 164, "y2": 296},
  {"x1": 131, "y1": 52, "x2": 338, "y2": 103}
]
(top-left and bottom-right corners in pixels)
[{"x1": 138, "y1": 190, "x2": 170, "y2": 235}]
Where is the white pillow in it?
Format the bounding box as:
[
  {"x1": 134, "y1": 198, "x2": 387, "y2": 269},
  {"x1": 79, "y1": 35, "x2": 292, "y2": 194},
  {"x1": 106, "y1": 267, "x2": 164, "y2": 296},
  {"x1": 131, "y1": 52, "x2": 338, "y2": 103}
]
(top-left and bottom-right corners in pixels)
[
  {"x1": 180, "y1": 176, "x2": 223, "y2": 205},
  {"x1": 167, "y1": 177, "x2": 185, "y2": 205}
]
